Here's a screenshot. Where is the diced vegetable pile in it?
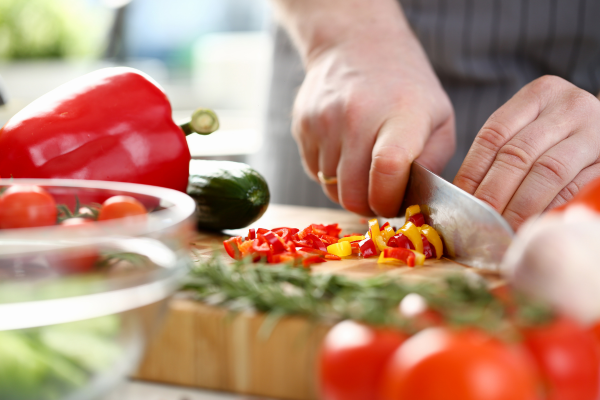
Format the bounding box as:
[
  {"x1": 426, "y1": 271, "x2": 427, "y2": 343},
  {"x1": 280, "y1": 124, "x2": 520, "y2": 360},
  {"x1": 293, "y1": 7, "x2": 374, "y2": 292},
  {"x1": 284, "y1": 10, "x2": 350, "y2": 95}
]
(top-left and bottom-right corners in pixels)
[{"x1": 223, "y1": 205, "x2": 443, "y2": 267}]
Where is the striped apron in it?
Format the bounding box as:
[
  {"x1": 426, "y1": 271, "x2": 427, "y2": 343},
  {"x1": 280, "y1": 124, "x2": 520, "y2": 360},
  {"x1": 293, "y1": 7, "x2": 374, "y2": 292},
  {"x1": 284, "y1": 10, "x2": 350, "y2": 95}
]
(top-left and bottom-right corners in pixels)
[{"x1": 248, "y1": 0, "x2": 600, "y2": 209}]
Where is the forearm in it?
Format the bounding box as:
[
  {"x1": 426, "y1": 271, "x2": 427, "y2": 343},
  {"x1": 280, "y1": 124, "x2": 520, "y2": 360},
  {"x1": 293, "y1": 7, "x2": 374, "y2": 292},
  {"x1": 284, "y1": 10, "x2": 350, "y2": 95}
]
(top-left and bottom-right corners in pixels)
[{"x1": 270, "y1": 0, "x2": 415, "y2": 66}]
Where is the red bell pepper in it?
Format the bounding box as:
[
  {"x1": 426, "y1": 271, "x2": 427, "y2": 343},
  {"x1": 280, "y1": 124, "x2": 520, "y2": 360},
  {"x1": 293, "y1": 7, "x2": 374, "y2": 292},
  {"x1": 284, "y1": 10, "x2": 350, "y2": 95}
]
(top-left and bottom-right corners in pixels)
[
  {"x1": 248, "y1": 229, "x2": 256, "y2": 240},
  {"x1": 263, "y1": 231, "x2": 286, "y2": 254},
  {"x1": 0, "y1": 68, "x2": 194, "y2": 192},
  {"x1": 223, "y1": 236, "x2": 243, "y2": 260},
  {"x1": 408, "y1": 213, "x2": 425, "y2": 227},
  {"x1": 302, "y1": 255, "x2": 327, "y2": 268},
  {"x1": 383, "y1": 247, "x2": 416, "y2": 267},
  {"x1": 0, "y1": 68, "x2": 219, "y2": 195},
  {"x1": 388, "y1": 234, "x2": 414, "y2": 250},
  {"x1": 306, "y1": 234, "x2": 328, "y2": 252},
  {"x1": 421, "y1": 234, "x2": 434, "y2": 259},
  {"x1": 273, "y1": 227, "x2": 300, "y2": 236},
  {"x1": 251, "y1": 239, "x2": 271, "y2": 257},
  {"x1": 358, "y1": 238, "x2": 378, "y2": 258},
  {"x1": 297, "y1": 247, "x2": 342, "y2": 260}
]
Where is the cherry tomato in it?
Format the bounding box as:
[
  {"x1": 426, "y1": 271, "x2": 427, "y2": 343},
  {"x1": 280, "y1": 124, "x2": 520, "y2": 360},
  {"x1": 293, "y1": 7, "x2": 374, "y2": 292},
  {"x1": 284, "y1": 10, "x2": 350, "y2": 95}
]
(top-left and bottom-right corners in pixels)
[
  {"x1": 319, "y1": 320, "x2": 408, "y2": 400},
  {"x1": 97, "y1": 195, "x2": 147, "y2": 221},
  {"x1": 380, "y1": 327, "x2": 539, "y2": 400},
  {"x1": 0, "y1": 185, "x2": 57, "y2": 228},
  {"x1": 47, "y1": 247, "x2": 99, "y2": 274},
  {"x1": 521, "y1": 316, "x2": 600, "y2": 400}
]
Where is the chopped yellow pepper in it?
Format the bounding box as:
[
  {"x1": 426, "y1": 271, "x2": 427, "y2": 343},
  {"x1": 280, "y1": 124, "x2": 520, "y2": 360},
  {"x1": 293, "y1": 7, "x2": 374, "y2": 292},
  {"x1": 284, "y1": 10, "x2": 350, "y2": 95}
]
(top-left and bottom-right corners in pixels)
[
  {"x1": 420, "y1": 224, "x2": 443, "y2": 259},
  {"x1": 327, "y1": 241, "x2": 352, "y2": 257},
  {"x1": 397, "y1": 221, "x2": 423, "y2": 254},
  {"x1": 338, "y1": 235, "x2": 365, "y2": 243},
  {"x1": 405, "y1": 204, "x2": 421, "y2": 221},
  {"x1": 377, "y1": 251, "x2": 402, "y2": 265},
  {"x1": 410, "y1": 250, "x2": 426, "y2": 266},
  {"x1": 381, "y1": 225, "x2": 395, "y2": 244},
  {"x1": 368, "y1": 218, "x2": 388, "y2": 252}
]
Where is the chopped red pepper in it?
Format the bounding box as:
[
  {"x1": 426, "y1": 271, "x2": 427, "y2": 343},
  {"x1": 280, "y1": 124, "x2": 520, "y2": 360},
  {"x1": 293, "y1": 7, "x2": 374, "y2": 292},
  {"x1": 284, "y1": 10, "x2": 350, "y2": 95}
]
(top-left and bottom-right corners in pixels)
[
  {"x1": 257, "y1": 228, "x2": 270, "y2": 235},
  {"x1": 251, "y1": 239, "x2": 271, "y2": 257},
  {"x1": 408, "y1": 213, "x2": 425, "y2": 227},
  {"x1": 421, "y1": 234, "x2": 434, "y2": 259},
  {"x1": 264, "y1": 231, "x2": 286, "y2": 254},
  {"x1": 273, "y1": 228, "x2": 292, "y2": 242},
  {"x1": 302, "y1": 255, "x2": 326, "y2": 268},
  {"x1": 318, "y1": 235, "x2": 340, "y2": 246},
  {"x1": 350, "y1": 241, "x2": 361, "y2": 254},
  {"x1": 273, "y1": 227, "x2": 300, "y2": 236},
  {"x1": 269, "y1": 252, "x2": 302, "y2": 265},
  {"x1": 380, "y1": 221, "x2": 391, "y2": 230},
  {"x1": 293, "y1": 239, "x2": 312, "y2": 248},
  {"x1": 388, "y1": 234, "x2": 414, "y2": 250},
  {"x1": 306, "y1": 234, "x2": 328, "y2": 252},
  {"x1": 248, "y1": 229, "x2": 256, "y2": 240},
  {"x1": 383, "y1": 247, "x2": 416, "y2": 267},
  {"x1": 359, "y1": 238, "x2": 378, "y2": 258},
  {"x1": 223, "y1": 236, "x2": 243, "y2": 260}
]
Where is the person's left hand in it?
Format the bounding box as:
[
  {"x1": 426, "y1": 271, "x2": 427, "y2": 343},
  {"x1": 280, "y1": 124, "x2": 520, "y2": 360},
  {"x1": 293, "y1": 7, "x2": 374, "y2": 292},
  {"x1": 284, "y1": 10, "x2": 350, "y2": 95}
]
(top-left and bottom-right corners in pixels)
[{"x1": 453, "y1": 75, "x2": 600, "y2": 231}]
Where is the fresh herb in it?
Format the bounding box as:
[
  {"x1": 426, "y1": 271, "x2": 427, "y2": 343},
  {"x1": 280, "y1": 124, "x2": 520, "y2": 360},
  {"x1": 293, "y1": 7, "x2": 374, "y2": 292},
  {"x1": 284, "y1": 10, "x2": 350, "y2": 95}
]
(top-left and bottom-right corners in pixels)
[{"x1": 184, "y1": 257, "x2": 554, "y2": 336}]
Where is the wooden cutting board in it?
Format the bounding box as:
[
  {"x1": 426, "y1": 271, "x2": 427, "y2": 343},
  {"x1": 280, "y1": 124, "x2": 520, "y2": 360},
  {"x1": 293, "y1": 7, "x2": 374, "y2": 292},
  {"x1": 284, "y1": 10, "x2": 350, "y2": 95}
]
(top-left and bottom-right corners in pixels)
[{"x1": 134, "y1": 205, "x2": 501, "y2": 400}]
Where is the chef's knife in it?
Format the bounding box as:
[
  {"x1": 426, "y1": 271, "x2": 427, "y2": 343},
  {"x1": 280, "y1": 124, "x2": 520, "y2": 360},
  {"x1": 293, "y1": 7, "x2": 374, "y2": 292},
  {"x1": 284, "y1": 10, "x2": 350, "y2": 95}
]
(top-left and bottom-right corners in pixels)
[{"x1": 399, "y1": 162, "x2": 513, "y2": 270}]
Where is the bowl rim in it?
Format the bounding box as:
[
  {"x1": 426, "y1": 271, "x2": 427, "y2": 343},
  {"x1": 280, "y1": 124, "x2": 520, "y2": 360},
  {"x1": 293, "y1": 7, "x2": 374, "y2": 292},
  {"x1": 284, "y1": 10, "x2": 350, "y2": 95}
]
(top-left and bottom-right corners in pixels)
[
  {"x1": 0, "y1": 178, "x2": 196, "y2": 240},
  {"x1": 0, "y1": 179, "x2": 195, "y2": 330}
]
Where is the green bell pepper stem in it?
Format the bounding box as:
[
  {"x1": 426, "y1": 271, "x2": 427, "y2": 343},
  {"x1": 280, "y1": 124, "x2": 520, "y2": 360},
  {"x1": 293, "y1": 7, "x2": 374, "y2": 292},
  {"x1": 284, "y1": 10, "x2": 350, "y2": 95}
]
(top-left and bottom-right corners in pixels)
[{"x1": 180, "y1": 108, "x2": 220, "y2": 136}]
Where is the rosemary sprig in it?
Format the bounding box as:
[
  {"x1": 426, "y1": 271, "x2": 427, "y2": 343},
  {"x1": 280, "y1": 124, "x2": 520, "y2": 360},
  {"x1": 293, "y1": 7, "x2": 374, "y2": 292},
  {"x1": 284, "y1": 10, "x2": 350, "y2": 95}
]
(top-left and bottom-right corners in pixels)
[{"x1": 184, "y1": 257, "x2": 554, "y2": 336}]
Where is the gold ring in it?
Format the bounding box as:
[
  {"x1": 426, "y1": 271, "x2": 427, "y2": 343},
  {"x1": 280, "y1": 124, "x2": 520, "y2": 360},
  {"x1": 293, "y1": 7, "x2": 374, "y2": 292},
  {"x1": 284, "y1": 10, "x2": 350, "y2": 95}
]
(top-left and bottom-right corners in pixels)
[{"x1": 318, "y1": 171, "x2": 338, "y2": 185}]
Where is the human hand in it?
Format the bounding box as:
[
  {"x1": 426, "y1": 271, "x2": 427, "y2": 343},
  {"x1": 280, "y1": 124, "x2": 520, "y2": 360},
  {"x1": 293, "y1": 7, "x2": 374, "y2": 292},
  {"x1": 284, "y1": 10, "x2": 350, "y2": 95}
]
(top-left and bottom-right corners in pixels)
[
  {"x1": 292, "y1": 31, "x2": 455, "y2": 217},
  {"x1": 454, "y1": 76, "x2": 600, "y2": 231}
]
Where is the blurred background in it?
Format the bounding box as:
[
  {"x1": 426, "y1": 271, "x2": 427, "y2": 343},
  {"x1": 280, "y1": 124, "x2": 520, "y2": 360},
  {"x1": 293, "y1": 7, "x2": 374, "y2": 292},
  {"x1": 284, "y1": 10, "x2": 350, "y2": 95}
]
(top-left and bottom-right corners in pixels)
[
  {"x1": 0, "y1": 0, "x2": 272, "y2": 161},
  {"x1": 0, "y1": 0, "x2": 339, "y2": 209}
]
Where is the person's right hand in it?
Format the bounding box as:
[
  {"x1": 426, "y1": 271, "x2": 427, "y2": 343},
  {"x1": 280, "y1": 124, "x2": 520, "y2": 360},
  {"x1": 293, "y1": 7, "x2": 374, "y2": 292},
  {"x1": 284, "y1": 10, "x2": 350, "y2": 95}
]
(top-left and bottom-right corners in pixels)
[{"x1": 284, "y1": 3, "x2": 455, "y2": 217}]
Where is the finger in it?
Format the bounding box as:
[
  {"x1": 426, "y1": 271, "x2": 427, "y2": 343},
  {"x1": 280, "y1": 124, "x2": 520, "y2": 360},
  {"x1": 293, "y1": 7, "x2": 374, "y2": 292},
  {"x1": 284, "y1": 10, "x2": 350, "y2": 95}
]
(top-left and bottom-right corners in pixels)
[
  {"x1": 318, "y1": 130, "x2": 342, "y2": 203},
  {"x1": 472, "y1": 111, "x2": 573, "y2": 213},
  {"x1": 415, "y1": 115, "x2": 456, "y2": 175},
  {"x1": 546, "y1": 163, "x2": 600, "y2": 211},
  {"x1": 453, "y1": 76, "x2": 560, "y2": 194},
  {"x1": 291, "y1": 103, "x2": 320, "y2": 180},
  {"x1": 502, "y1": 133, "x2": 600, "y2": 230},
  {"x1": 337, "y1": 122, "x2": 378, "y2": 216},
  {"x1": 368, "y1": 112, "x2": 431, "y2": 217}
]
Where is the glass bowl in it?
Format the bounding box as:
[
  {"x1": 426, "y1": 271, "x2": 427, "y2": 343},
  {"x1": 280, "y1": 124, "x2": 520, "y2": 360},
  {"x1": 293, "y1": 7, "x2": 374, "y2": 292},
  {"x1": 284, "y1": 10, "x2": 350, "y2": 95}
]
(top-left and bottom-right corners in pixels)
[{"x1": 0, "y1": 179, "x2": 196, "y2": 400}]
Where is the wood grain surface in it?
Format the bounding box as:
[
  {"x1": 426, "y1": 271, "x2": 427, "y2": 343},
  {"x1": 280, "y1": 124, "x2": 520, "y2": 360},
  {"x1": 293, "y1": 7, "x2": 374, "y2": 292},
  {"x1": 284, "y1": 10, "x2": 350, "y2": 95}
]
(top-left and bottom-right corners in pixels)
[{"x1": 135, "y1": 204, "x2": 501, "y2": 400}]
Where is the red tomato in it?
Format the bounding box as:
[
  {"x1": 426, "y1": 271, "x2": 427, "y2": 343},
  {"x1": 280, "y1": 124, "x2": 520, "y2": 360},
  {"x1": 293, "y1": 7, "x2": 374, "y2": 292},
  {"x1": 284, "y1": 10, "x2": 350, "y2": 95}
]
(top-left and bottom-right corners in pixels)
[
  {"x1": 380, "y1": 327, "x2": 539, "y2": 400},
  {"x1": 522, "y1": 316, "x2": 600, "y2": 400},
  {"x1": 98, "y1": 195, "x2": 147, "y2": 221},
  {"x1": 589, "y1": 320, "x2": 600, "y2": 347},
  {"x1": 319, "y1": 320, "x2": 408, "y2": 400},
  {"x1": 553, "y1": 176, "x2": 600, "y2": 213},
  {"x1": 47, "y1": 247, "x2": 99, "y2": 274},
  {"x1": 0, "y1": 185, "x2": 57, "y2": 228}
]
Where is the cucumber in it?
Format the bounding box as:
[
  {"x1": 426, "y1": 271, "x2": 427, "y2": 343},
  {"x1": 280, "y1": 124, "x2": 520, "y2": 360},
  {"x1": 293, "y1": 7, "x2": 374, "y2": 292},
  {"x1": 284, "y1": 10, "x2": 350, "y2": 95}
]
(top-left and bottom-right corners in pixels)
[{"x1": 188, "y1": 160, "x2": 270, "y2": 230}]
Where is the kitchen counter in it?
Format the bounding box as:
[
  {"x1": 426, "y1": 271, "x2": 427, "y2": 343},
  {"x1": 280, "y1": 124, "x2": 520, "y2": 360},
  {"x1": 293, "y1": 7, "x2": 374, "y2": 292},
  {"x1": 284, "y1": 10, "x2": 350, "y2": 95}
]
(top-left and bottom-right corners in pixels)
[{"x1": 104, "y1": 380, "x2": 273, "y2": 400}]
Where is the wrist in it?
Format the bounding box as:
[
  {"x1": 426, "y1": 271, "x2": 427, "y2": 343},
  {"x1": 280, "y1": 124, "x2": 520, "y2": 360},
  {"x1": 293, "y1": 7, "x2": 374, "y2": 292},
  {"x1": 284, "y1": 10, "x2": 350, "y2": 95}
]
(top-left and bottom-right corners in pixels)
[{"x1": 273, "y1": 0, "x2": 415, "y2": 67}]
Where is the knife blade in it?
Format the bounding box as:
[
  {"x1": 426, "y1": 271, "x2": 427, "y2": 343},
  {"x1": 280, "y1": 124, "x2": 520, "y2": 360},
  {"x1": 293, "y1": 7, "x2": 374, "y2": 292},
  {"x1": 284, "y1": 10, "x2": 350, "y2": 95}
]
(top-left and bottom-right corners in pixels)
[{"x1": 398, "y1": 162, "x2": 513, "y2": 270}]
